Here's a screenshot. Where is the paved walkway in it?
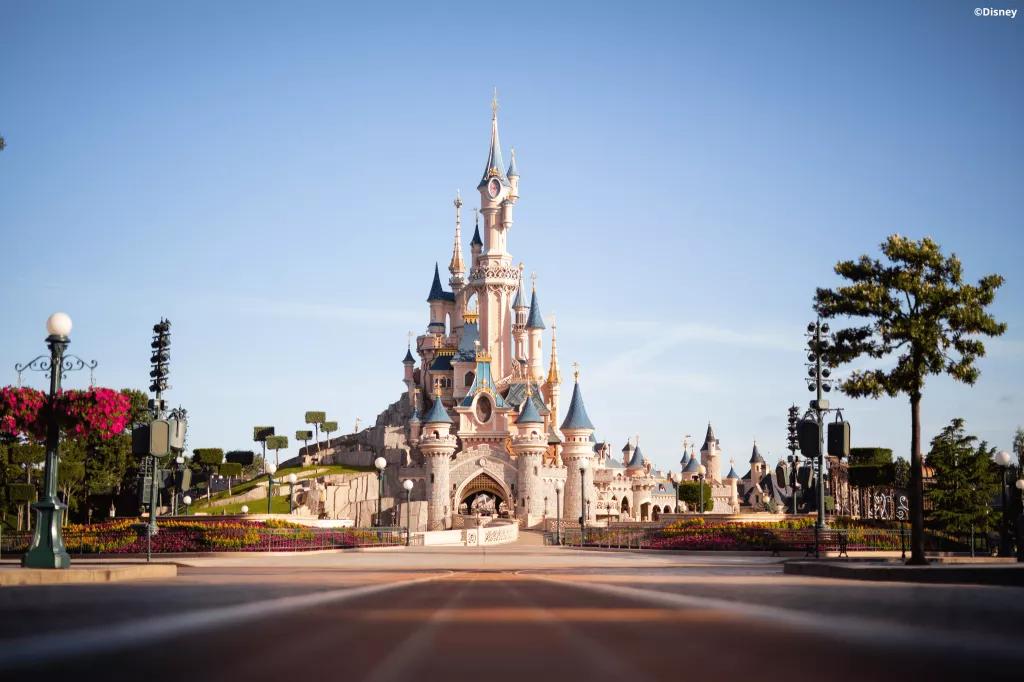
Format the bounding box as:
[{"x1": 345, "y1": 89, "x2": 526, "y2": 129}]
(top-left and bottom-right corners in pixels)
[{"x1": 0, "y1": 546, "x2": 1020, "y2": 681}]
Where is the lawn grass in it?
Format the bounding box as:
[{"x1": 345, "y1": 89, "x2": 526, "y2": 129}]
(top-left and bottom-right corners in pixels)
[
  {"x1": 192, "y1": 495, "x2": 291, "y2": 515},
  {"x1": 202, "y1": 464, "x2": 370, "y2": 504}
]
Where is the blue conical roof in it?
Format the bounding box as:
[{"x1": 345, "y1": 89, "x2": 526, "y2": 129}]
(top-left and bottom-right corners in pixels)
[
  {"x1": 518, "y1": 393, "x2": 543, "y2": 424},
  {"x1": 427, "y1": 263, "x2": 446, "y2": 302},
  {"x1": 478, "y1": 108, "x2": 509, "y2": 189},
  {"x1": 684, "y1": 453, "x2": 702, "y2": 474},
  {"x1": 512, "y1": 272, "x2": 527, "y2": 309},
  {"x1": 423, "y1": 396, "x2": 452, "y2": 424},
  {"x1": 627, "y1": 444, "x2": 645, "y2": 470},
  {"x1": 470, "y1": 223, "x2": 483, "y2": 248},
  {"x1": 749, "y1": 443, "x2": 765, "y2": 464},
  {"x1": 507, "y1": 148, "x2": 519, "y2": 177},
  {"x1": 560, "y1": 380, "x2": 594, "y2": 431},
  {"x1": 526, "y1": 290, "x2": 545, "y2": 329},
  {"x1": 680, "y1": 450, "x2": 690, "y2": 468},
  {"x1": 726, "y1": 465, "x2": 739, "y2": 479},
  {"x1": 403, "y1": 347, "x2": 415, "y2": 363}
]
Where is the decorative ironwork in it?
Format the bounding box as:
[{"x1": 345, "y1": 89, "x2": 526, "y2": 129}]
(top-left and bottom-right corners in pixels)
[{"x1": 15, "y1": 353, "x2": 98, "y2": 386}]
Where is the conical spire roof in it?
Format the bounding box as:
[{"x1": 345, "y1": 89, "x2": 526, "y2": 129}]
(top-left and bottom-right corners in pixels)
[
  {"x1": 726, "y1": 465, "x2": 739, "y2": 480},
  {"x1": 423, "y1": 395, "x2": 452, "y2": 425},
  {"x1": 518, "y1": 392, "x2": 543, "y2": 424},
  {"x1": 470, "y1": 220, "x2": 483, "y2": 248},
  {"x1": 403, "y1": 347, "x2": 415, "y2": 363},
  {"x1": 626, "y1": 444, "x2": 645, "y2": 470},
  {"x1": 701, "y1": 422, "x2": 718, "y2": 451},
  {"x1": 477, "y1": 93, "x2": 508, "y2": 189},
  {"x1": 526, "y1": 287, "x2": 545, "y2": 329},
  {"x1": 684, "y1": 453, "x2": 702, "y2": 474},
  {"x1": 448, "y1": 193, "x2": 465, "y2": 277},
  {"x1": 512, "y1": 268, "x2": 527, "y2": 309},
  {"x1": 749, "y1": 442, "x2": 765, "y2": 464},
  {"x1": 560, "y1": 376, "x2": 594, "y2": 432},
  {"x1": 507, "y1": 147, "x2": 519, "y2": 177},
  {"x1": 427, "y1": 263, "x2": 446, "y2": 302},
  {"x1": 546, "y1": 318, "x2": 561, "y2": 384}
]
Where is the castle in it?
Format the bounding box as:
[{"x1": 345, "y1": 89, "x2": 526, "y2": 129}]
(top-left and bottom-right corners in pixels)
[{"x1": 391, "y1": 97, "x2": 741, "y2": 530}]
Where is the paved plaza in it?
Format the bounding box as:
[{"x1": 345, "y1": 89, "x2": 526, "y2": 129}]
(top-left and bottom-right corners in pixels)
[{"x1": 1, "y1": 535, "x2": 1022, "y2": 681}]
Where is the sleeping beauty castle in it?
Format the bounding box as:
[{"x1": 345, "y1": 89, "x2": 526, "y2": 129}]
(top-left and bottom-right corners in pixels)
[{"x1": 314, "y1": 96, "x2": 740, "y2": 531}]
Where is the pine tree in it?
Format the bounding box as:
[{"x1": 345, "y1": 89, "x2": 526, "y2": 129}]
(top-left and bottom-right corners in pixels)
[{"x1": 924, "y1": 418, "x2": 997, "y2": 536}]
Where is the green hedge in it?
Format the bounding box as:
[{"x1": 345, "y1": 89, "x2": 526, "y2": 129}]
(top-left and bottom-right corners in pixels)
[
  {"x1": 7, "y1": 483, "x2": 37, "y2": 503},
  {"x1": 304, "y1": 411, "x2": 326, "y2": 425},
  {"x1": 253, "y1": 426, "x2": 274, "y2": 442},
  {"x1": 193, "y1": 448, "x2": 224, "y2": 466}
]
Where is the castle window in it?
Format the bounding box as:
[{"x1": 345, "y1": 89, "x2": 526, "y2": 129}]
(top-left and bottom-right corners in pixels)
[
  {"x1": 475, "y1": 395, "x2": 492, "y2": 423},
  {"x1": 464, "y1": 371, "x2": 475, "y2": 387},
  {"x1": 430, "y1": 473, "x2": 435, "y2": 483},
  {"x1": 534, "y1": 466, "x2": 538, "y2": 476}
]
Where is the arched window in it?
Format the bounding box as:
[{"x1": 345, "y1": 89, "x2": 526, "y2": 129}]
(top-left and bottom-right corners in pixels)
[{"x1": 464, "y1": 371, "x2": 475, "y2": 387}]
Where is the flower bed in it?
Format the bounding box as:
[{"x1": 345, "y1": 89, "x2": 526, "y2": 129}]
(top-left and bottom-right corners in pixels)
[{"x1": 1, "y1": 519, "x2": 403, "y2": 555}]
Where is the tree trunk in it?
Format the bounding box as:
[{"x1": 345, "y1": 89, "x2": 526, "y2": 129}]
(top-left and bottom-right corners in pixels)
[{"x1": 909, "y1": 393, "x2": 927, "y2": 564}]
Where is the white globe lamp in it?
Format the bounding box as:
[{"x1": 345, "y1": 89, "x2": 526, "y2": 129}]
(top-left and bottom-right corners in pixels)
[{"x1": 46, "y1": 312, "x2": 72, "y2": 338}]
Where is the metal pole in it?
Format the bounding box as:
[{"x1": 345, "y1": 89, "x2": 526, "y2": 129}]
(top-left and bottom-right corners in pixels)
[
  {"x1": 289, "y1": 483, "x2": 294, "y2": 514},
  {"x1": 699, "y1": 475, "x2": 704, "y2": 514},
  {"x1": 558, "y1": 490, "x2": 566, "y2": 543},
  {"x1": 815, "y1": 321, "x2": 826, "y2": 531},
  {"x1": 999, "y1": 467, "x2": 1009, "y2": 557},
  {"x1": 406, "y1": 488, "x2": 412, "y2": 546},
  {"x1": 23, "y1": 335, "x2": 71, "y2": 569},
  {"x1": 376, "y1": 470, "x2": 383, "y2": 528},
  {"x1": 267, "y1": 473, "x2": 274, "y2": 514},
  {"x1": 581, "y1": 468, "x2": 587, "y2": 544}
]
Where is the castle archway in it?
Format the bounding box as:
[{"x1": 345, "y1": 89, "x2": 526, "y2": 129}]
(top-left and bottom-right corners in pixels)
[{"x1": 456, "y1": 472, "x2": 511, "y2": 517}]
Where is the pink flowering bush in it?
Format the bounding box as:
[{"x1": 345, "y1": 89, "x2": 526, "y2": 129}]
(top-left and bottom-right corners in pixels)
[{"x1": 0, "y1": 385, "x2": 130, "y2": 441}]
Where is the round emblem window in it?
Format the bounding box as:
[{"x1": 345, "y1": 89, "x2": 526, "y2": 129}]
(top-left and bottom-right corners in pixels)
[{"x1": 475, "y1": 395, "x2": 492, "y2": 423}]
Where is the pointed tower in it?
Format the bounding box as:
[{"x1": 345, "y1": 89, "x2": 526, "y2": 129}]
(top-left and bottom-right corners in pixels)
[
  {"x1": 526, "y1": 273, "x2": 545, "y2": 381},
  {"x1": 749, "y1": 441, "x2": 767, "y2": 483},
  {"x1": 449, "y1": 192, "x2": 466, "y2": 286},
  {"x1": 544, "y1": 315, "x2": 562, "y2": 426},
  {"x1": 470, "y1": 209, "x2": 483, "y2": 268},
  {"x1": 420, "y1": 387, "x2": 457, "y2": 530},
  {"x1": 507, "y1": 147, "x2": 519, "y2": 200},
  {"x1": 511, "y1": 384, "x2": 546, "y2": 525},
  {"x1": 426, "y1": 263, "x2": 449, "y2": 335},
  {"x1": 560, "y1": 364, "x2": 596, "y2": 524},
  {"x1": 471, "y1": 91, "x2": 519, "y2": 379},
  {"x1": 512, "y1": 264, "x2": 529, "y2": 364},
  {"x1": 700, "y1": 422, "x2": 722, "y2": 484}
]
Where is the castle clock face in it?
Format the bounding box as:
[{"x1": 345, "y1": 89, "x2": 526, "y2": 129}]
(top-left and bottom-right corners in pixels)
[{"x1": 487, "y1": 178, "x2": 500, "y2": 198}]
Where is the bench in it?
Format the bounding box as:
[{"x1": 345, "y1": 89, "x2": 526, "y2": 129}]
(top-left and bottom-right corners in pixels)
[{"x1": 770, "y1": 529, "x2": 849, "y2": 558}]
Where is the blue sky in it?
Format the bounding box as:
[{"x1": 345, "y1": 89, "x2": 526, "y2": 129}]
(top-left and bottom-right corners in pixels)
[{"x1": 2, "y1": 1, "x2": 1022, "y2": 474}]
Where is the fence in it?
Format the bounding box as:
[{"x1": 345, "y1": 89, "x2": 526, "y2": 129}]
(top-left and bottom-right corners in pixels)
[
  {"x1": 545, "y1": 524, "x2": 996, "y2": 555},
  {"x1": 0, "y1": 524, "x2": 405, "y2": 557}
]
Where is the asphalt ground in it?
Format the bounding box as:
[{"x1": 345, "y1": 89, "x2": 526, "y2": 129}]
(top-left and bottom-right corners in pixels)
[{"x1": 0, "y1": 544, "x2": 1021, "y2": 682}]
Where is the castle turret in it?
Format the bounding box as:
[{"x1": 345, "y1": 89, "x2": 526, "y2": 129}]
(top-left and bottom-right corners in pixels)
[
  {"x1": 700, "y1": 422, "x2": 722, "y2": 484},
  {"x1": 470, "y1": 210, "x2": 483, "y2": 267},
  {"x1": 526, "y1": 275, "x2": 545, "y2": 381},
  {"x1": 749, "y1": 442, "x2": 767, "y2": 482},
  {"x1": 420, "y1": 390, "x2": 456, "y2": 529},
  {"x1": 560, "y1": 366, "x2": 596, "y2": 524},
  {"x1": 512, "y1": 386, "x2": 546, "y2": 525},
  {"x1": 512, "y1": 264, "x2": 529, "y2": 365},
  {"x1": 403, "y1": 343, "x2": 416, "y2": 409},
  {"x1": 507, "y1": 147, "x2": 519, "y2": 200},
  {"x1": 426, "y1": 263, "x2": 451, "y2": 335}
]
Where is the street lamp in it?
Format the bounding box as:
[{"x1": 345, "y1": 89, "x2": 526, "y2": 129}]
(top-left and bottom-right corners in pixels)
[
  {"x1": 579, "y1": 458, "x2": 589, "y2": 544},
  {"x1": 555, "y1": 480, "x2": 564, "y2": 546},
  {"x1": 402, "y1": 479, "x2": 414, "y2": 546},
  {"x1": 286, "y1": 473, "x2": 298, "y2": 514},
  {"x1": 241, "y1": 504, "x2": 249, "y2": 515},
  {"x1": 20, "y1": 312, "x2": 82, "y2": 569},
  {"x1": 265, "y1": 461, "x2": 277, "y2": 515},
  {"x1": 374, "y1": 456, "x2": 387, "y2": 528},
  {"x1": 995, "y1": 451, "x2": 1012, "y2": 557},
  {"x1": 793, "y1": 482, "x2": 801, "y2": 516},
  {"x1": 667, "y1": 471, "x2": 679, "y2": 514},
  {"x1": 698, "y1": 464, "x2": 707, "y2": 514},
  {"x1": 1015, "y1": 478, "x2": 1024, "y2": 563},
  {"x1": 182, "y1": 495, "x2": 192, "y2": 516}
]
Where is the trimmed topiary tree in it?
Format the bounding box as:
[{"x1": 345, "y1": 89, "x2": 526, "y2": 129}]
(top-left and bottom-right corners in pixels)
[
  {"x1": 265, "y1": 435, "x2": 288, "y2": 468},
  {"x1": 304, "y1": 411, "x2": 326, "y2": 453},
  {"x1": 295, "y1": 430, "x2": 313, "y2": 455},
  {"x1": 193, "y1": 448, "x2": 224, "y2": 503},
  {"x1": 678, "y1": 481, "x2": 714, "y2": 513}
]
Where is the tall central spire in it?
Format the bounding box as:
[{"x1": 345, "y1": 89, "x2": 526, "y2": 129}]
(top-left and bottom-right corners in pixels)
[
  {"x1": 478, "y1": 88, "x2": 507, "y2": 189},
  {"x1": 449, "y1": 190, "x2": 465, "y2": 280}
]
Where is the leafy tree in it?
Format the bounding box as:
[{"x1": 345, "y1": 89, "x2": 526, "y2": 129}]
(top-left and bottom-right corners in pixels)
[
  {"x1": 219, "y1": 462, "x2": 243, "y2": 495},
  {"x1": 321, "y1": 421, "x2": 337, "y2": 450},
  {"x1": 265, "y1": 435, "x2": 288, "y2": 468},
  {"x1": 893, "y1": 458, "x2": 910, "y2": 489},
  {"x1": 924, "y1": 418, "x2": 997, "y2": 536},
  {"x1": 253, "y1": 426, "x2": 274, "y2": 470},
  {"x1": 8, "y1": 442, "x2": 44, "y2": 530},
  {"x1": 678, "y1": 481, "x2": 714, "y2": 512},
  {"x1": 305, "y1": 412, "x2": 326, "y2": 453},
  {"x1": 1013, "y1": 427, "x2": 1024, "y2": 467},
  {"x1": 295, "y1": 430, "x2": 312, "y2": 455},
  {"x1": 815, "y1": 234, "x2": 1006, "y2": 564},
  {"x1": 193, "y1": 448, "x2": 224, "y2": 503}
]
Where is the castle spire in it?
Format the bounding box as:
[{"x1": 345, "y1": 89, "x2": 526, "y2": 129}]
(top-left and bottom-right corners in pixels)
[
  {"x1": 560, "y1": 362, "x2": 594, "y2": 432},
  {"x1": 507, "y1": 147, "x2": 519, "y2": 178},
  {"x1": 546, "y1": 314, "x2": 561, "y2": 384},
  {"x1": 526, "y1": 273, "x2": 545, "y2": 329},
  {"x1": 478, "y1": 88, "x2": 507, "y2": 189},
  {"x1": 512, "y1": 264, "x2": 527, "y2": 310},
  {"x1": 470, "y1": 208, "x2": 483, "y2": 248},
  {"x1": 449, "y1": 191, "x2": 465, "y2": 279}
]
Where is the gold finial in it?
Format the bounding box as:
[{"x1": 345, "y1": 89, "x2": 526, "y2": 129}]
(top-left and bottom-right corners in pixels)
[
  {"x1": 491, "y1": 87, "x2": 498, "y2": 118},
  {"x1": 434, "y1": 382, "x2": 442, "y2": 398},
  {"x1": 518, "y1": 262, "x2": 525, "y2": 273},
  {"x1": 572, "y1": 361, "x2": 580, "y2": 382}
]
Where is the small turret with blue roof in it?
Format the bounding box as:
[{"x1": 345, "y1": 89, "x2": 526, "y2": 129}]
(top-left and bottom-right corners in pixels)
[
  {"x1": 517, "y1": 387, "x2": 544, "y2": 425},
  {"x1": 749, "y1": 442, "x2": 765, "y2": 464},
  {"x1": 626, "y1": 441, "x2": 646, "y2": 470},
  {"x1": 427, "y1": 263, "x2": 455, "y2": 303},
  {"x1": 526, "y1": 284, "x2": 545, "y2": 330},
  {"x1": 560, "y1": 366, "x2": 594, "y2": 432},
  {"x1": 423, "y1": 391, "x2": 452, "y2": 425}
]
